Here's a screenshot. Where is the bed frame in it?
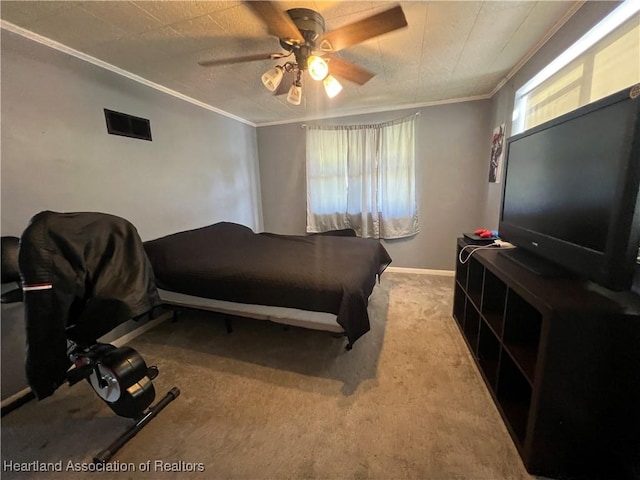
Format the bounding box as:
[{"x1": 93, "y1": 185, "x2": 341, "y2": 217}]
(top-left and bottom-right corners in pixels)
[
  {"x1": 144, "y1": 223, "x2": 391, "y2": 349},
  {"x1": 158, "y1": 289, "x2": 345, "y2": 334}
]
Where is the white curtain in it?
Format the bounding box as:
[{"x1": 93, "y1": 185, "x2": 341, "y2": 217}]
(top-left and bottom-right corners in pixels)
[{"x1": 306, "y1": 115, "x2": 418, "y2": 239}]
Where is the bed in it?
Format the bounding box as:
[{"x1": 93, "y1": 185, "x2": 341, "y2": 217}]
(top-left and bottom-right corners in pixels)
[{"x1": 143, "y1": 222, "x2": 391, "y2": 348}]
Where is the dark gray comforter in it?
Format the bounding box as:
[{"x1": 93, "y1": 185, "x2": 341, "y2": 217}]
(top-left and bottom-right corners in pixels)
[{"x1": 143, "y1": 222, "x2": 391, "y2": 346}]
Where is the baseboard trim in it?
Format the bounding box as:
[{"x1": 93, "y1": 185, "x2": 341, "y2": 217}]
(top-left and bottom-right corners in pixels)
[
  {"x1": 386, "y1": 267, "x2": 455, "y2": 277},
  {"x1": 1, "y1": 387, "x2": 33, "y2": 410},
  {"x1": 0, "y1": 311, "x2": 171, "y2": 408}
]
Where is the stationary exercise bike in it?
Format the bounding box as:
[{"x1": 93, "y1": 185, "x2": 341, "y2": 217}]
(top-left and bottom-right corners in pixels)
[{"x1": 1, "y1": 212, "x2": 180, "y2": 463}]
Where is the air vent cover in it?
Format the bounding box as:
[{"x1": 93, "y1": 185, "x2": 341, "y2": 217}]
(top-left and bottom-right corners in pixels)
[{"x1": 104, "y1": 109, "x2": 152, "y2": 141}]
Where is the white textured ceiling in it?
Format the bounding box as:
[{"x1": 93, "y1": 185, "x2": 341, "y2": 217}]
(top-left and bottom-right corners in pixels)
[{"x1": 0, "y1": 1, "x2": 582, "y2": 125}]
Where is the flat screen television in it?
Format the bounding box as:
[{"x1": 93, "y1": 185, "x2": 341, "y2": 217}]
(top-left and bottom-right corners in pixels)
[{"x1": 499, "y1": 84, "x2": 640, "y2": 291}]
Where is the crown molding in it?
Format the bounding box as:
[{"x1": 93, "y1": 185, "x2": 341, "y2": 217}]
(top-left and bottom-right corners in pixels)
[
  {"x1": 255, "y1": 94, "x2": 492, "y2": 127},
  {"x1": 0, "y1": 20, "x2": 256, "y2": 127},
  {"x1": 3, "y1": 0, "x2": 584, "y2": 132},
  {"x1": 488, "y1": 0, "x2": 586, "y2": 98},
  {"x1": 7, "y1": 18, "x2": 477, "y2": 130}
]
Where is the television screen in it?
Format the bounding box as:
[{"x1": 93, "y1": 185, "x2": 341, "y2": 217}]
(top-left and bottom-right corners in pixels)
[{"x1": 499, "y1": 85, "x2": 640, "y2": 291}]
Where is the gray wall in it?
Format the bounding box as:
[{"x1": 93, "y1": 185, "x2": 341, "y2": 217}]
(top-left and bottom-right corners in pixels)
[
  {"x1": 482, "y1": 1, "x2": 619, "y2": 228},
  {"x1": 258, "y1": 101, "x2": 492, "y2": 271},
  {"x1": 0, "y1": 29, "x2": 263, "y2": 400},
  {"x1": 0, "y1": 2, "x2": 618, "y2": 401},
  {"x1": 1, "y1": 29, "x2": 263, "y2": 240},
  {"x1": 258, "y1": 0, "x2": 619, "y2": 271}
]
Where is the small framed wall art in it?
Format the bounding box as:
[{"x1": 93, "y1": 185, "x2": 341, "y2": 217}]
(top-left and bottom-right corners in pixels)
[{"x1": 489, "y1": 123, "x2": 505, "y2": 183}]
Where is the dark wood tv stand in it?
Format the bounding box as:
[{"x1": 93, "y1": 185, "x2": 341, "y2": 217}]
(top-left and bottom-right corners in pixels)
[{"x1": 453, "y1": 238, "x2": 640, "y2": 479}]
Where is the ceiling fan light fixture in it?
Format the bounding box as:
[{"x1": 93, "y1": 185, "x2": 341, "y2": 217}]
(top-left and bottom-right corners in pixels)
[
  {"x1": 197, "y1": 4, "x2": 405, "y2": 109},
  {"x1": 261, "y1": 65, "x2": 284, "y2": 91},
  {"x1": 307, "y1": 55, "x2": 329, "y2": 81},
  {"x1": 287, "y1": 83, "x2": 303, "y2": 105},
  {"x1": 323, "y1": 75, "x2": 343, "y2": 99}
]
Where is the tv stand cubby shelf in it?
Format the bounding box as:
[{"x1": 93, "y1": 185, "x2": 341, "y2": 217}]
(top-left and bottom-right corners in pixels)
[{"x1": 453, "y1": 238, "x2": 640, "y2": 480}]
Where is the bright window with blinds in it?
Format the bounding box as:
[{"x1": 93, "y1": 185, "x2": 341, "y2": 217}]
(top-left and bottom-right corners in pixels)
[{"x1": 512, "y1": 1, "x2": 640, "y2": 134}]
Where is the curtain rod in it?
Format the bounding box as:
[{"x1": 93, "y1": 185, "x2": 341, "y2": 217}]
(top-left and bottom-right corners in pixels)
[{"x1": 301, "y1": 111, "x2": 420, "y2": 128}]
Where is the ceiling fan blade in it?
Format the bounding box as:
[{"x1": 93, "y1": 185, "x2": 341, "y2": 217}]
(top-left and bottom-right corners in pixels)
[
  {"x1": 244, "y1": 1, "x2": 304, "y2": 44},
  {"x1": 198, "y1": 52, "x2": 287, "y2": 67},
  {"x1": 317, "y1": 5, "x2": 407, "y2": 53},
  {"x1": 327, "y1": 57, "x2": 375, "y2": 86}
]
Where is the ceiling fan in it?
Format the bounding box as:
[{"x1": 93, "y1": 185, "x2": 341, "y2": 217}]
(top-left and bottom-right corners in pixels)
[{"x1": 198, "y1": 1, "x2": 408, "y2": 105}]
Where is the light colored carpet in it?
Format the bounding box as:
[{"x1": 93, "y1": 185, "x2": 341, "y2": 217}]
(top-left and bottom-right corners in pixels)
[{"x1": 1, "y1": 273, "x2": 534, "y2": 479}]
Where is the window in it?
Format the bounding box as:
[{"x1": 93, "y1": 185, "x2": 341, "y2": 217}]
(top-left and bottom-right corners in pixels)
[
  {"x1": 306, "y1": 115, "x2": 418, "y2": 239},
  {"x1": 513, "y1": 1, "x2": 640, "y2": 133}
]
